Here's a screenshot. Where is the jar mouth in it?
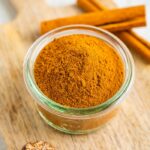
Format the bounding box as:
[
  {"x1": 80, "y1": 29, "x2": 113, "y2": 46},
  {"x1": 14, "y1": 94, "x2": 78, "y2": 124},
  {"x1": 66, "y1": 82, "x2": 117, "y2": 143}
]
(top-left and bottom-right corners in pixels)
[{"x1": 23, "y1": 24, "x2": 134, "y2": 115}]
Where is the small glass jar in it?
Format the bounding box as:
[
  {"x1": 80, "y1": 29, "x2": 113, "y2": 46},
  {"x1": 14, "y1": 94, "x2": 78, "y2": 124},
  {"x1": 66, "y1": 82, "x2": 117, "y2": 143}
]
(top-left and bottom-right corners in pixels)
[{"x1": 23, "y1": 25, "x2": 134, "y2": 134}]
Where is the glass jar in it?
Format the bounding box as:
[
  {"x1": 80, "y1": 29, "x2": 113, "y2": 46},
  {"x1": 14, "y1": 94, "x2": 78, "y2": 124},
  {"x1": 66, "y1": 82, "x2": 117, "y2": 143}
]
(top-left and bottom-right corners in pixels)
[{"x1": 23, "y1": 25, "x2": 134, "y2": 134}]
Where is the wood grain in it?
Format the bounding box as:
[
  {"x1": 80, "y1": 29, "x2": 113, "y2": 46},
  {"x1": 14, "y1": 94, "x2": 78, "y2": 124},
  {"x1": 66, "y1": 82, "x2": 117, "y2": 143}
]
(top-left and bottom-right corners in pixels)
[{"x1": 0, "y1": 0, "x2": 149, "y2": 149}]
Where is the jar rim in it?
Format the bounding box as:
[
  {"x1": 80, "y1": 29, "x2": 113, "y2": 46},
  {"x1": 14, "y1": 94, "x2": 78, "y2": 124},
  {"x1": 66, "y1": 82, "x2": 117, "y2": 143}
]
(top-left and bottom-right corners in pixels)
[{"x1": 23, "y1": 24, "x2": 134, "y2": 115}]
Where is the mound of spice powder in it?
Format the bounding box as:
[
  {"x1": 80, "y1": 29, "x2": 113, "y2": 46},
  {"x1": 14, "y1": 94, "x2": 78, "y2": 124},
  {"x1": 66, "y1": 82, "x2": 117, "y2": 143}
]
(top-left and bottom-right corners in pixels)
[{"x1": 34, "y1": 34, "x2": 124, "y2": 108}]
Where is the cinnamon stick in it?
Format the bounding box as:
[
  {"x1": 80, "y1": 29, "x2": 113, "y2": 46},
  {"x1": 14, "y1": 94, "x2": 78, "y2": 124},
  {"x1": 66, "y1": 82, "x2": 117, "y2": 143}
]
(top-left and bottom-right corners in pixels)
[
  {"x1": 90, "y1": 0, "x2": 108, "y2": 10},
  {"x1": 100, "y1": 17, "x2": 145, "y2": 32},
  {"x1": 77, "y1": 0, "x2": 99, "y2": 11},
  {"x1": 128, "y1": 31, "x2": 150, "y2": 49},
  {"x1": 77, "y1": 0, "x2": 145, "y2": 32},
  {"x1": 77, "y1": 0, "x2": 150, "y2": 61},
  {"x1": 41, "y1": 5, "x2": 145, "y2": 34},
  {"x1": 115, "y1": 32, "x2": 150, "y2": 60}
]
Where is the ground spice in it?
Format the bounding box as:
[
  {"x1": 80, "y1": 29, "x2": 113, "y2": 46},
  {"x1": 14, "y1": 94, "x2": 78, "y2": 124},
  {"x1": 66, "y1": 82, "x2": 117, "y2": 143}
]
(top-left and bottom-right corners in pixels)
[{"x1": 34, "y1": 34, "x2": 124, "y2": 108}]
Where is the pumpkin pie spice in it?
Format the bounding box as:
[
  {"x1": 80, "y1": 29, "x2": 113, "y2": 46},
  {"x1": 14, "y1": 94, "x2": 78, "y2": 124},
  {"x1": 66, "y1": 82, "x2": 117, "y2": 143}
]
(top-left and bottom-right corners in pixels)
[{"x1": 34, "y1": 34, "x2": 124, "y2": 108}]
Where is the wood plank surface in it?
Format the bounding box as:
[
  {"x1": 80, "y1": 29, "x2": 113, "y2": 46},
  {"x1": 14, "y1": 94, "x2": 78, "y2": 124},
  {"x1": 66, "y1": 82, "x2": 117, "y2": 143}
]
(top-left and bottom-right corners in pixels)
[{"x1": 0, "y1": 0, "x2": 149, "y2": 149}]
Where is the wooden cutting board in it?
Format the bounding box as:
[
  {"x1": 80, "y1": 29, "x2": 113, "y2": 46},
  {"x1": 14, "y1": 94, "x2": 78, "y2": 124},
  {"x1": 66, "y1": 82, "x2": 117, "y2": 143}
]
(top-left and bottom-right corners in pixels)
[{"x1": 0, "y1": 0, "x2": 149, "y2": 149}]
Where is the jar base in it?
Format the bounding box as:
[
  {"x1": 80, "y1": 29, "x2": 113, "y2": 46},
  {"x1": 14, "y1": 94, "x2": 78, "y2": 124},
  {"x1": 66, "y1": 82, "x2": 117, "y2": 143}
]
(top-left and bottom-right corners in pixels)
[{"x1": 38, "y1": 110, "x2": 104, "y2": 135}]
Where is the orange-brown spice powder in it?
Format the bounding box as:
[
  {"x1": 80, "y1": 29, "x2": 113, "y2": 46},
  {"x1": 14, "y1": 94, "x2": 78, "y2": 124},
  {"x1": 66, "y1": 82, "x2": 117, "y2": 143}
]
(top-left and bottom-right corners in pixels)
[{"x1": 34, "y1": 34, "x2": 124, "y2": 108}]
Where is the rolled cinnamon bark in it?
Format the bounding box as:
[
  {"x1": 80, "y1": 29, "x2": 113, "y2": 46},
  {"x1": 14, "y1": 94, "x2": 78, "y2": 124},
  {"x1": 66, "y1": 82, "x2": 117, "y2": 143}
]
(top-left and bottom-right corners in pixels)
[
  {"x1": 128, "y1": 31, "x2": 150, "y2": 49},
  {"x1": 100, "y1": 17, "x2": 145, "y2": 32},
  {"x1": 77, "y1": 0, "x2": 99, "y2": 11},
  {"x1": 116, "y1": 32, "x2": 150, "y2": 61},
  {"x1": 41, "y1": 5, "x2": 145, "y2": 34},
  {"x1": 90, "y1": 0, "x2": 108, "y2": 10}
]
